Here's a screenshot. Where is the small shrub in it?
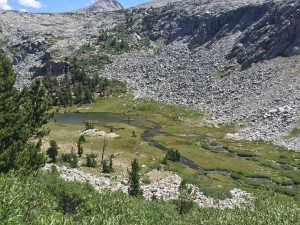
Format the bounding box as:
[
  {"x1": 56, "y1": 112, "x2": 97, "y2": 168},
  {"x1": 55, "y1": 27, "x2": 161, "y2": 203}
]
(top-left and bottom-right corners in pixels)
[
  {"x1": 151, "y1": 192, "x2": 158, "y2": 201},
  {"x1": 223, "y1": 145, "x2": 229, "y2": 150},
  {"x1": 69, "y1": 154, "x2": 78, "y2": 168},
  {"x1": 281, "y1": 164, "x2": 294, "y2": 170},
  {"x1": 161, "y1": 155, "x2": 168, "y2": 165},
  {"x1": 131, "y1": 131, "x2": 137, "y2": 137},
  {"x1": 284, "y1": 171, "x2": 300, "y2": 185},
  {"x1": 200, "y1": 142, "x2": 212, "y2": 150},
  {"x1": 61, "y1": 153, "x2": 72, "y2": 162},
  {"x1": 78, "y1": 135, "x2": 86, "y2": 143},
  {"x1": 61, "y1": 152, "x2": 78, "y2": 168},
  {"x1": 142, "y1": 176, "x2": 151, "y2": 184},
  {"x1": 199, "y1": 186, "x2": 232, "y2": 200},
  {"x1": 175, "y1": 179, "x2": 194, "y2": 215},
  {"x1": 150, "y1": 161, "x2": 162, "y2": 170},
  {"x1": 167, "y1": 149, "x2": 180, "y2": 162},
  {"x1": 85, "y1": 153, "x2": 97, "y2": 168},
  {"x1": 209, "y1": 141, "x2": 218, "y2": 146},
  {"x1": 102, "y1": 156, "x2": 113, "y2": 173},
  {"x1": 237, "y1": 152, "x2": 256, "y2": 157}
]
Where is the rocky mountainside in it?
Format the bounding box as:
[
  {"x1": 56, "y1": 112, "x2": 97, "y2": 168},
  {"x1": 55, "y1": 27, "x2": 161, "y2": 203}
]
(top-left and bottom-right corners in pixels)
[
  {"x1": 1, "y1": 0, "x2": 300, "y2": 150},
  {"x1": 78, "y1": 0, "x2": 123, "y2": 12},
  {"x1": 135, "y1": 0, "x2": 181, "y2": 8}
]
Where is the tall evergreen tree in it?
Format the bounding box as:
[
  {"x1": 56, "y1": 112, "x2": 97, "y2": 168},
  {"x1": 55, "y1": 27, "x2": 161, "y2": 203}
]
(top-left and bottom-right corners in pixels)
[
  {"x1": 128, "y1": 158, "x2": 143, "y2": 197},
  {"x1": 0, "y1": 53, "x2": 52, "y2": 173},
  {"x1": 47, "y1": 140, "x2": 59, "y2": 162}
]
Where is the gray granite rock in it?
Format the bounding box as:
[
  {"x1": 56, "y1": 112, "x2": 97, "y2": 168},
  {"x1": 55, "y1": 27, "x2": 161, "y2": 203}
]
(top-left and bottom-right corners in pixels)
[{"x1": 43, "y1": 164, "x2": 252, "y2": 209}]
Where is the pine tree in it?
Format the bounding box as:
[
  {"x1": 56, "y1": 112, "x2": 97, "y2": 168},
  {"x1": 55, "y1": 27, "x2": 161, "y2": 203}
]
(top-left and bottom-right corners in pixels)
[
  {"x1": 47, "y1": 140, "x2": 59, "y2": 162},
  {"x1": 128, "y1": 158, "x2": 143, "y2": 197},
  {"x1": 0, "y1": 52, "x2": 51, "y2": 173}
]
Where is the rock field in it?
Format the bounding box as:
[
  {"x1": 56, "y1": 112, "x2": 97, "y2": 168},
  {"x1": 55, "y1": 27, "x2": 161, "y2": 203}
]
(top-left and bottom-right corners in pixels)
[{"x1": 43, "y1": 163, "x2": 252, "y2": 209}]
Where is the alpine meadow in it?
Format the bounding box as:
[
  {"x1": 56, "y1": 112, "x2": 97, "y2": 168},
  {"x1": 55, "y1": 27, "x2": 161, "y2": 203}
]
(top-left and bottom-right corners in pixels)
[{"x1": 0, "y1": 0, "x2": 300, "y2": 224}]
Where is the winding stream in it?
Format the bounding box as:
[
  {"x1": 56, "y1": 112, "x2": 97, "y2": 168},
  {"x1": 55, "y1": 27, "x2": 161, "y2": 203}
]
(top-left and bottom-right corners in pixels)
[
  {"x1": 53, "y1": 112, "x2": 296, "y2": 189},
  {"x1": 141, "y1": 125, "x2": 297, "y2": 188}
]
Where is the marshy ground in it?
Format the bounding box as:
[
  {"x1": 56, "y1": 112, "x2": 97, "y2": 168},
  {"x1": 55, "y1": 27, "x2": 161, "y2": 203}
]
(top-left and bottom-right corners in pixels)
[{"x1": 44, "y1": 94, "x2": 300, "y2": 201}]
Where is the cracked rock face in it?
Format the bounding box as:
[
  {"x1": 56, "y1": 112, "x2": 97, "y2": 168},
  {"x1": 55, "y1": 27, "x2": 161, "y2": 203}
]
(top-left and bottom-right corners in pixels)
[{"x1": 1, "y1": 0, "x2": 300, "y2": 150}]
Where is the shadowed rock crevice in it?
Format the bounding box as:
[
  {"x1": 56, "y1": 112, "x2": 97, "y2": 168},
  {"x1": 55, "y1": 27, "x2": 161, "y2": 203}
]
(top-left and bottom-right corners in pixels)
[
  {"x1": 142, "y1": 3, "x2": 270, "y2": 49},
  {"x1": 227, "y1": 0, "x2": 300, "y2": 69}
]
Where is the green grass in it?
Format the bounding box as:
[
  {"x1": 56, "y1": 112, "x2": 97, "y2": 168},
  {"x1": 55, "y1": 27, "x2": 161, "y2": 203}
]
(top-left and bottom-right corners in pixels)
[
  {"x1": 1, "y1": 171, "x2": 299, "y2": 225},
  {"x1": 152, "y1": 135, "x2": 300, "y2": 196},
  {"x1": 285, "y1": 128, "x2": 300, "y2": 138}
]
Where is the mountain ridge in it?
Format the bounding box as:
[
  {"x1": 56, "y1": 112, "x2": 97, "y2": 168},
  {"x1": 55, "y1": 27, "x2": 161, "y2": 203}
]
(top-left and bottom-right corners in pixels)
[
  {"x1": 0, "y1": 0, "x2": 300, "y2": 151},
  {"x1": 77, "y1": 0, "x2": 123, "y2": 12}
]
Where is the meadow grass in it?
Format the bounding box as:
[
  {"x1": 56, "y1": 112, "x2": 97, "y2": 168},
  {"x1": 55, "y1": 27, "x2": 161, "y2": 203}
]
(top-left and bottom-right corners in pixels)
[
  {"x1": 45, "y1": 95, "x2": 300, "y2": 201},
  {"x1": 1, "y1": 171, "x2": 299, "y2": 225}
]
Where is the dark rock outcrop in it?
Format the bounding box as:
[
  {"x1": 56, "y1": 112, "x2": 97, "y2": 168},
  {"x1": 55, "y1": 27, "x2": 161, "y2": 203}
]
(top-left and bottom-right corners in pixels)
[
  {"x1": 31, "y1": 60, "x2": 70, "y2": 78},
  {"x1": 227, "y1": 0, "x2": 300, "y2": 69},
  {"x1": 141, "y1": 0, "x2": 300, "y2": 70},
  {"x1": 11, "y1": 40, "x2": 48, "y2": 54}
]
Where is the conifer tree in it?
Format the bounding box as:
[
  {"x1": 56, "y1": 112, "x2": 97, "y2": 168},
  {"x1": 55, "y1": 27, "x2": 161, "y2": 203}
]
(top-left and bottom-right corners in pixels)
[
  {"x1": 0, "y1": 53, "x2": 51, "y2": 173},
  {"x1": 47, "y1": 140, "x2": 59, "y2": 162},
  {"x1": 128, "y1": 158, "x2": 143, "y2": 197}
]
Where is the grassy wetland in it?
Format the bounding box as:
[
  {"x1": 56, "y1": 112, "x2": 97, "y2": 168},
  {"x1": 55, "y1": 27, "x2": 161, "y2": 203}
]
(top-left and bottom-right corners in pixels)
[{"x1": 45, "y1": 94, "x2": 300, "y2": 202}]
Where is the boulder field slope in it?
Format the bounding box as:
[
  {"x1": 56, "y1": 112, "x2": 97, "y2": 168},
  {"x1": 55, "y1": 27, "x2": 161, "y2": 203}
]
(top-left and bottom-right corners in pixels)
[{"x1": 0, "y1": 0, "x2": 300, "y2": 150}]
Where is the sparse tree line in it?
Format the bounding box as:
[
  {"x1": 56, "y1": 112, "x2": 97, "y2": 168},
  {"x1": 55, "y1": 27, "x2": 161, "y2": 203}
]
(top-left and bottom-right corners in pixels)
[
  {"x1": 97, "y1": 29, "x2": 129, "y2": 53},
  {"x1": 42, "y1": 62, "x2": 127, "y2": 107},
  {"x1": 46, "y1": 134, "x2": 114, "y2": 174}
]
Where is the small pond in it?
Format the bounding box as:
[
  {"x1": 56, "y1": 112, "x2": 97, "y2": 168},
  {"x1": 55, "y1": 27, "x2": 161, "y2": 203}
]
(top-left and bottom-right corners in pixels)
[{"x1": 52, "y1": 112, "x2": 145, "y2": 127}]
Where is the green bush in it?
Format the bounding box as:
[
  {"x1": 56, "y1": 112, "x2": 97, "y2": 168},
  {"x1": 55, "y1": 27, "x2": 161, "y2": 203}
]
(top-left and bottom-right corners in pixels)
[
  {"x1": 209, "y1": 141, "x2": 218, "y2": 146},
  {"x1": 85, "y1": 153, "x2": 97, "y2": 168},
  {"x1": 61, "y1": 153, "x2": 72, "y2": 162},
  {"x1": 284, "y1": 171, "x2": 300, "y2": 185},
  {"x1": 175, "y1": 179, "x2": 194, "y2": 215},
  {"x1": 61, "y1": 152, "x2": 78, "y2": 168},
  {"x1": 142, "y1": 176, "x2": 151, "y2": 184},
  {"x1": 167, "y1": 149, "x2": 180, "y2": 162},
  {"x1": 102, "y1": 157, "x2": 113, "y2": 173},
  {"x1": 223, "y1": 145, "x2": 229, "y2": 150},
  {"x1": 201, "y1": 142, "x2": 212, "y2": 150},
  {"x1": 70, "y1": 154, "x2": 78, "y2": 168},
  {"x1": 78, "y1": 135, "x2": 86, "y2": 143},
  {"x1": 149, "y1": 161, "x2": 162, "y2": 170}
]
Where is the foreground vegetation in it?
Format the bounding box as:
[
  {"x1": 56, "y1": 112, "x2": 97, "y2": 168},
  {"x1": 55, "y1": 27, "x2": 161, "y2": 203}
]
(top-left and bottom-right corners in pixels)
[{"x1": 1, "y1": 171, "x2": 299, "y2": 225}]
